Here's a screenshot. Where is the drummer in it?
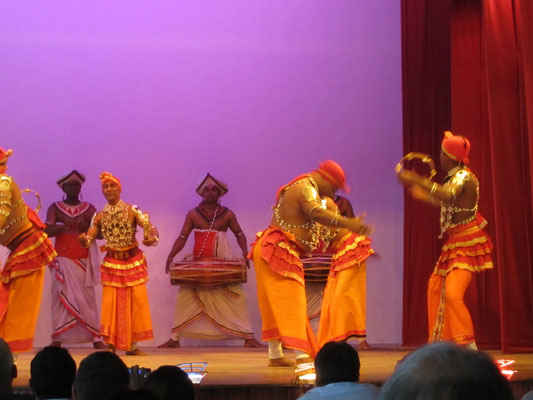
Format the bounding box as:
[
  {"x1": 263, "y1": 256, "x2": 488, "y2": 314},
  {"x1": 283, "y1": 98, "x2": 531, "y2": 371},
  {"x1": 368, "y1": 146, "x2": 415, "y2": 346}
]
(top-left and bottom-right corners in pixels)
[{"x1": 159, "y1": 173, "x2": 263, "y2": 348}]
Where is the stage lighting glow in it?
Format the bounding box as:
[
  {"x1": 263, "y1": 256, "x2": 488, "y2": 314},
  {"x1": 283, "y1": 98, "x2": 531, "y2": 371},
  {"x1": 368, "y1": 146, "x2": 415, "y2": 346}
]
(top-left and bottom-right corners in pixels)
[
  {"x1": 177, "y1": 362, "x2": 208, "y2": 384},
  {"x1": 295, "y1": 361, "x2": 316, "y2": 384},
  {"x1": 495, "y1": 359, "x2": 517, "y2": 380}
]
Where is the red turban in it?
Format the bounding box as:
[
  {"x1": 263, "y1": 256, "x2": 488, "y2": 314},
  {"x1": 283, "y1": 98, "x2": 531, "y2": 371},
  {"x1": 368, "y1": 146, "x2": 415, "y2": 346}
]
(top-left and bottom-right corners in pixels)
[
  {"x1": 315, "y1": 160, "x2": 350, "y2": 193},
  {"x1": 0, "y1": 148, "x2": 13, "y2": 163},
  {"x1": 99, "y1": 172, "x2": 122, "y2": 189},
  {"x1": 442, "y1": 131, "x2": 470, "y2": 165}
]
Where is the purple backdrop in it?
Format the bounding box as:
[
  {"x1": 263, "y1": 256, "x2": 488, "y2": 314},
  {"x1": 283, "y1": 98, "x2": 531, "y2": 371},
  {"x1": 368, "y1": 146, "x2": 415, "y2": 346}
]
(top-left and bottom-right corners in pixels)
[{"x1": 0, "y1": 1, "x2": 403, "y2": 347}]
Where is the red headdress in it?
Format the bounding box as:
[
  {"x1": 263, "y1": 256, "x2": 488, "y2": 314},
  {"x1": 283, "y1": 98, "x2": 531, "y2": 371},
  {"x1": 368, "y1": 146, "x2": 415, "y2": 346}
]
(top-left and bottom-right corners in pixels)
[
  {"x1": 99, "y1": 171, "x2": 122, "y2": 190},
  {"x1": 315, "y1": 160, "x2": 350, "y2": 193},
  {"x1": 0, "y1": 148, "x2": 13, "y2": 164},
  {"x1": 442, "y1": 131, "x2": 470, "y2": 165}
]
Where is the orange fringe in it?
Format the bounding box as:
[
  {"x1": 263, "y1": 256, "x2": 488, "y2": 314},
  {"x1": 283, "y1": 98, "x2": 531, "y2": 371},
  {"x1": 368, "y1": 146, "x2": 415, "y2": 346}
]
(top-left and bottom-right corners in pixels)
[
  {"x1": 100, "y1": 248, "x2": 149, "y2": 287},
  {"x1": 1, "y1": 230, "x2": 56, "y2": 284},
  {"x1": 249, "y1": 226, "x2": 305, "y2": 285},
  {"x1": 434, "y1": 219, "x2": 493, "y2": 276}
]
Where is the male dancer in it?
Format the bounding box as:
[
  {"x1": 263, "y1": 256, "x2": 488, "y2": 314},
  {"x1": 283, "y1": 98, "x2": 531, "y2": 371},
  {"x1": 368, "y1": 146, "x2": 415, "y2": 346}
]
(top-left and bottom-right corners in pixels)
[
  {"x1": 397, "y1": 131, "x2": 493, "y2": 348},
  {"x1": 0, "y1": 148, "x2": 56, "y2": 353},
  {"x1": 79, "y1": 172, "x2": 158, "y2": 355},
  {"x1": 160, "y1": 173, "x2": 262, "y2": 348},
  {"x1": 250, "y1": 160, "x2": 372, "y2": 366},
  {"x1": 45, "y1": 170, "x2": 105, "y2": 348}
]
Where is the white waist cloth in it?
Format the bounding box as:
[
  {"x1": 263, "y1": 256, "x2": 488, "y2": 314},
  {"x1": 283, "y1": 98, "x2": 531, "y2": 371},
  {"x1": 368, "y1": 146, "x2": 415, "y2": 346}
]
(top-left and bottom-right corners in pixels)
[
  {"x1": 50, "y1": 243, "x2": 100, "y2": 342},
  {"x1": 306, "y1": 282, "x2": 325, "y2": 335},
  {"x1": 172, "y1": 230, "x2": 253, "y2": 340}
]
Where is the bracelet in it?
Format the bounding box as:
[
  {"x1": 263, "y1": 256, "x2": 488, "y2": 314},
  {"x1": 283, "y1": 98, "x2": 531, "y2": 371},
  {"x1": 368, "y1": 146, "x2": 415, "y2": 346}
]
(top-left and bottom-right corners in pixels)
[
  {"x1": 152, "y1": 236, "x2": 159, "y2": 246},
  {"x1": 330, "y1": 213, "x2": 340, "y2": 227},
  {"x1": 429, "y1": 183, "x2": 438, "y2": 197}
]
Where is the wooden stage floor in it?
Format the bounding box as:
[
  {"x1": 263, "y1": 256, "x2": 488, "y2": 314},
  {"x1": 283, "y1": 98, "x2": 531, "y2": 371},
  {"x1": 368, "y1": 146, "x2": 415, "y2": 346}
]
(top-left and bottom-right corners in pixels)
[{"x1": 13, "y1": 346, "x2": 533, "y2": 399}]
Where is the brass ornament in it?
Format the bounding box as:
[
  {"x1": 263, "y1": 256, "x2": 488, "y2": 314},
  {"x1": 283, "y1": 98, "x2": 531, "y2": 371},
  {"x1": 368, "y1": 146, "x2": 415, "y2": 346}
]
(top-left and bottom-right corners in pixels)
[{"x1": 395, "y1": 152, "x2": 437, "y2": 181}]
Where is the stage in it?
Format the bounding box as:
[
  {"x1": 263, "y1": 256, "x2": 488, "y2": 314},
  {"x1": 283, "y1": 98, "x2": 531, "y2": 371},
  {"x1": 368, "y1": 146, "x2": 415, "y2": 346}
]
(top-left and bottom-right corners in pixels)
[{"x1": 12, "y1": 346, "x2": 533, "y2": 399}]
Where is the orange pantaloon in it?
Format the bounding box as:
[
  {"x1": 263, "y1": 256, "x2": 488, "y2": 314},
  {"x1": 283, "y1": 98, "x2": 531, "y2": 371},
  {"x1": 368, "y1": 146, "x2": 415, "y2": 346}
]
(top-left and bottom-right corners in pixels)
[
  {"x1": 251, "y1": 232, "x2": 318, "y2": 356},
  {"x1": 428, "y1": 269, "x2": 474, "y2": 345},
  {"x1": 0, "y1": 269, "x2": 45, "y2": 352},
  {"x1": 100, "y1": 283, "x2": 153, "y2": 350},
  {"x1": 318, "y1": 261, "x2": 367, "y2": 347}
]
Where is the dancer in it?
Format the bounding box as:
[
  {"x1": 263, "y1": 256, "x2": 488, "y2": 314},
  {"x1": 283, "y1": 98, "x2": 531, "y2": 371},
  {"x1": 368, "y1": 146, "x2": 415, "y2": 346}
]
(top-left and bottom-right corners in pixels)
[
  {"x1": 45, "y1": 170, "x2": 104, "y2": 348},
  {"x1": 79, "y1": 172, "x2": 158, "y2": 355},
  {"x1": 250, "y1": 160, "x2": 372, "y2": 366},
  {"x1": 0, "y1": 147, "x2": 56, "y2": 353},
  {"x1": 397, "y1": 131, "x2": 493, "y2": 348}
]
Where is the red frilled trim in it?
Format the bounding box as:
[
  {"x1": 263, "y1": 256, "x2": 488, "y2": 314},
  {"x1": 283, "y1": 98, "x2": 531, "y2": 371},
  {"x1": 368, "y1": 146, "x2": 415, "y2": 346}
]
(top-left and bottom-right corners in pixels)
[
  {"x1": 434, "y1": 217, "x2": 494, "y2": 276},
  {"x1": 249, "y1": 226, "x2": 305, "y2": 285},
  {"x1": 328, "y1": 233, "x2": 374, "y2": 273},
  {"x1": 1, "y1": 230, "x2": 56, "y2": 285},
  {"x1": 100, "y1": 248, "x2": 149, "y2": 288}
]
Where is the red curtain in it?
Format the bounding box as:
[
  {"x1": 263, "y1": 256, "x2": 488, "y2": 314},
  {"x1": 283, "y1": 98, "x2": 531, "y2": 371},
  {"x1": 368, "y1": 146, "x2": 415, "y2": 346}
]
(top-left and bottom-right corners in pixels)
[{"x1": 402, "y1": 0, "x2": 533, "y2": 351}]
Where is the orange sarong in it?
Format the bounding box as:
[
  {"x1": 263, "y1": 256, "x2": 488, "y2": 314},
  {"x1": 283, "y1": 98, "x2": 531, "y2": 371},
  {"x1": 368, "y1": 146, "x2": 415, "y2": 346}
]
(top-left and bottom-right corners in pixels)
[
  {"x1": 250, "y1": 227, "x2": 318, "y2": 356},
  {"x1": 0, "y1": 229, "x2": 56, "y2": 352},
  {"x1": 428, "y1": 216, "x2": 493, "y2": 345},
  {"x1": 99, "y1": 248, "x2": 153, "y2": 350},
  {"x1": 317, "y1": 233, "x2": 373, "y2": 347}
]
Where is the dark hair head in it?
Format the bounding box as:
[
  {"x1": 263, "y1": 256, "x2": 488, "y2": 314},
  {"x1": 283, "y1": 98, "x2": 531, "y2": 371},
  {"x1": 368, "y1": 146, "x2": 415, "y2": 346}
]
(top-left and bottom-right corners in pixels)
[
  {"x1": 314, "y1": 341, "x2": 360, "y2": 386},
  {"x1": 144, "y1": 366, "x2": 195, "y2": 400},
  {"x1": 30, "y1": 347, "x2": 76, "y2": 399},
  {"x1": 379, "y1": 342, "x2": 514, "y2": 400},
  {"x1": 104, "y1": 388, "x2": 159, "y2": 400},
  {"x1": 0, "y1": 338, "x2": 16, "y2": 397},
  {"x1": 73, "y1": 351, "x2": 130, "y2": 400}
]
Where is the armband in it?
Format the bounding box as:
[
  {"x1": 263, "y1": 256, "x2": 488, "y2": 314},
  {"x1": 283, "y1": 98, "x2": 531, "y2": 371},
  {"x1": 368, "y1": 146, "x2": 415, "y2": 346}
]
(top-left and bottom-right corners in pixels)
[{"x1": 301, "y1": 184, "x2": 319, "y2": 203}]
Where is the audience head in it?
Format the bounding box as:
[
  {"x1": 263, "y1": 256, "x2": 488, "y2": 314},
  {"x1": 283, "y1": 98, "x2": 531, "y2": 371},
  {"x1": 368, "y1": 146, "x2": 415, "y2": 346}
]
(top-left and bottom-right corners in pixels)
[
  {"x1": 378, "y1": 342, "x2": 514, "y2": 400},
  {"x1": 73, "y1": 351, "x2": 130, "y2": 400},
  {"x1": 104, "y1": 388, "x2": 158, "y2": 400},
  {"x1": 144, "y1": 366, "x2": 195, "y2": 400},
  {"x1": 30, "y1": 347, "x2": 76, "y2": 399},
  {"x1": 314, "y1": 341, "x2": 360, "y2": 387},
  {"x1": 0, "y1": 339, "x2": 16, "y2": 398}
]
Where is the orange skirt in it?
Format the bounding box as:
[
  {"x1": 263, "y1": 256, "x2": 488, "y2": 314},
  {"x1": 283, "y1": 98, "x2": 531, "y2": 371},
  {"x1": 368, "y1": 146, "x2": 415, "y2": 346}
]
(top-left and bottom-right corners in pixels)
[
  {"x1": 100, "y1": 283, "x2": 153, "y2": 350},
  {"x1": 251, "y1": 233, "x2": 318, "y2": 357}
]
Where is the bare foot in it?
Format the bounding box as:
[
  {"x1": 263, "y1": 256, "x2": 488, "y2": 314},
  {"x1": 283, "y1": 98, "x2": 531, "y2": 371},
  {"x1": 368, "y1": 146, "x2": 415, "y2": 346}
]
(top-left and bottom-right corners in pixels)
[
  {"x1": 93, "y1": 341, "x2": 107, "y2": 349},
  {"x1": 268, "y1": 357, "x2": 295, "y2": 367},
  {"x1": 46, "y1": 341, "x2": 61, "y2": 348},
  {"x1": 357, "y1": 340, "x2": 374, "y2": 350},
  {"x1": 157, "y1": 339, "x2": 180, "y2": 348},
  {"x1": 244, "y1": 338, "x2": 266, "y2": 348},
  {"x1": 126, "y1": 348, "x2": 147, "y2": 356}
]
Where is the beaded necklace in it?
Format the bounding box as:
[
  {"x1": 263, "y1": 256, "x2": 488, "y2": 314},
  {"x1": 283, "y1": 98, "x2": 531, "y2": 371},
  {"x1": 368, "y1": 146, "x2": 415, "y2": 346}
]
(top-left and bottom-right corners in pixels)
[{"x1": 195, "y1": 205, "x2": 219, "y2": 258}]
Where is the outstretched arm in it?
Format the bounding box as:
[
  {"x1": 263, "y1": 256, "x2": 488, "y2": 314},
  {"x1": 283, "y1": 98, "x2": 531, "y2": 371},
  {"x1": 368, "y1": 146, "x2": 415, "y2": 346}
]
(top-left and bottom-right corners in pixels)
[
  {"x1": 165, "y1": 211, "x2": 194, "y2": 273},
  {"x1": 397, "y1": 170, "x2": 465, "y2": 207},
  {"x1": 298, "y1": 183, "x2": 372, "y2": 236}
]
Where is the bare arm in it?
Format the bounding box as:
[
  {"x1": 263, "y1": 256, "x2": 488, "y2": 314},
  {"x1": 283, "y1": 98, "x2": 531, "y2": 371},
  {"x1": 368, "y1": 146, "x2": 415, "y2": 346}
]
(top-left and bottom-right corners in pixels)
[
  {"x1": 227, "y1": 210, "x2": 250, "y2": 267},
  {"x1": 78, "y1": 212, "x2": 101, "y2": 248},
  {"x1": 397, "y1": 170, "x2": 464, "y2": 206},
  {"x1": 300, "y1": 196, "x2": 372, "y2": 236},
  {"x1": 165, "y1": 211, "x2": 195, "y2": 272}
]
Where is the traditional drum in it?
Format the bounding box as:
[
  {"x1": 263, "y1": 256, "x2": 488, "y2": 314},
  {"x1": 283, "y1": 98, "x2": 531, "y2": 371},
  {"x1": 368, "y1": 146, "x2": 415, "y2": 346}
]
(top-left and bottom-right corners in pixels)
[
  {"x1": 170, "y1": 258, "x2": 247, "y2": 287},
  {"x1": 301, "y1": 254, "x2": 332, "y2": 283}
]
